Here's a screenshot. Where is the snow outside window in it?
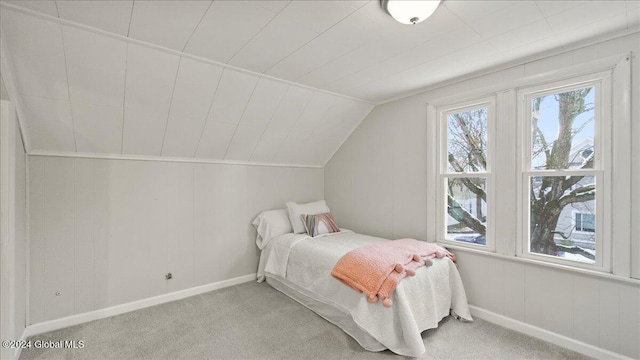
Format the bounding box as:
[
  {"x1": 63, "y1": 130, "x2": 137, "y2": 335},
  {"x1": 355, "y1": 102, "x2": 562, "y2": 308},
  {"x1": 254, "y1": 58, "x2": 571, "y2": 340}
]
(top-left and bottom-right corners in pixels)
[
  {"x1": 518, "y1": 73, "x2": 611, "y2": 271},
  {"x1": 437, "y1": 98, "x2": 495, "y2": 251}
]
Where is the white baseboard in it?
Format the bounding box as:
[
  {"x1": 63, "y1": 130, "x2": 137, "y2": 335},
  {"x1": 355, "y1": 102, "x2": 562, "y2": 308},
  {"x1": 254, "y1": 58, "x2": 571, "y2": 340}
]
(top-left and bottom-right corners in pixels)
[
  {"x1": 469, "y1": 305, "x2": 631, "y2": 360},
  {"x1": 23, "y1": 273, "x2": 256, "y2": 338}
]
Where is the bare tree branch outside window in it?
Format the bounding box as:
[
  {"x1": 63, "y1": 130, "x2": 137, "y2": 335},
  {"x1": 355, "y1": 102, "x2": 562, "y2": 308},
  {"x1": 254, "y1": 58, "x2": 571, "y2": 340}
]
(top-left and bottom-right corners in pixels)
[{"x1": 445, "y1": 88, "x2": 596, "y2": 262}]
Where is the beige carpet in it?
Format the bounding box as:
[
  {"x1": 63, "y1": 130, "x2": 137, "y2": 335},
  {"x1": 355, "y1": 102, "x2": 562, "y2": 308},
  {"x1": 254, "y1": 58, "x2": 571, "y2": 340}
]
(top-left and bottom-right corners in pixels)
[{"x1": 20, "y1": 281, "x2": 590, "y2": 359}]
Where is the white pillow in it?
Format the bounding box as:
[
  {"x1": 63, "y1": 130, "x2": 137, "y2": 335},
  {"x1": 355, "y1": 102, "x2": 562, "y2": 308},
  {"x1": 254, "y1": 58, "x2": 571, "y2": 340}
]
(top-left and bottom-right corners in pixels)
[
  {"x1": 252, "y1": 209, "x2": 292, "y2": 249},
  {"x1": 286, "y1": 200, "x2": 330, "y2": 234}
]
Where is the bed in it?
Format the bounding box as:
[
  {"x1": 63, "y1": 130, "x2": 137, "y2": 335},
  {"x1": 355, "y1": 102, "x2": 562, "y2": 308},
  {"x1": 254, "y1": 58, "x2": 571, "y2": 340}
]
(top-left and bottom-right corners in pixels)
[{"x1": 255, "y1": 226, "x2": 473, "y2": 357}]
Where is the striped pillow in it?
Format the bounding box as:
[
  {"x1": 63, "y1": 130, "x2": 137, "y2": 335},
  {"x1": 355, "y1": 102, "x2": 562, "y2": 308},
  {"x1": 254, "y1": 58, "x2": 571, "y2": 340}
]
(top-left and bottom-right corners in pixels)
[{"x1": 301, "y1": 212, "x2": 340, "y2": 237}]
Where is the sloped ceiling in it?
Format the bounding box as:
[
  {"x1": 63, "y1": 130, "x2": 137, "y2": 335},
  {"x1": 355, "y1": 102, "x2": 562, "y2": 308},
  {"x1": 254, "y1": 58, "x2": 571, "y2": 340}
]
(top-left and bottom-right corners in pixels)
[{"x1": 0, "y1": 0, "x2": 637, "y2": 166}]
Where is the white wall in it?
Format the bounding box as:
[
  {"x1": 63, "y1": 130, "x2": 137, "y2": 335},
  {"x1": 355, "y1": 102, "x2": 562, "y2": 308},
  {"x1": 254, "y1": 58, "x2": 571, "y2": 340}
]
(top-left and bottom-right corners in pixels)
[
  {"x1": 326, "y1": 94, "x2": 429, "y2": 241},
  {"x1": 325, "y1": 33, "x2": 640, "y2": 358},
  {"x1": 0, "y1": 100, "x2": 27, "y2": 360},
  {"x1": 28, "y1": 156, "x2": 323, "y2": 324},
  {"x1": 14, "y1": 114, "x2": 26, "y2": 342},
  {"x1": 455, "y1": 252, "x2": 639, "y2": 358}
]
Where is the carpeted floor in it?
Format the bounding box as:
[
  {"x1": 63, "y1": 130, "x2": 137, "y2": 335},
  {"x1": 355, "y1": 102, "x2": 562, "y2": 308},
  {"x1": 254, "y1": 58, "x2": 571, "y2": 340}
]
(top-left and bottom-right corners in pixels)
[{"x1": 20, "y1": 281, "x2": 590, "y2": 360}]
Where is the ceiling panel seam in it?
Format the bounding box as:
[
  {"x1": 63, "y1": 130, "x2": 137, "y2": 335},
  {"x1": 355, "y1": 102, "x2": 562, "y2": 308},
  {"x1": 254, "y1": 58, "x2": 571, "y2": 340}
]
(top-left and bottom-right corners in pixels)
[
  {"x1": 126, "y1": 0, "x2": 135, "y2": 37},
  {"x1": 181, "y1": 0, "x2": 214, "y2": 53},
  {"x1": 443, "y1": 1, "x2": 491, "y2": 42},
  {"x1": 263, "y1": 0, "x2": 370, "y2": 76},
  {"x1": 320, "y1": 2, "x2": 548, "y2": 99},
  {"x1": 532, "y1": 2, "x2": 556, "y2": 37},
  {"x1": 53, "y1": 0, "x2": 60, "y2": 17},
  {"x1": 28, "y1": 150, "x2": 323, "y2": 169},
  {"x1": 221, "y1": 78, "x2": 261, "y2": 159},
  {"x1": 290, "y1": 24, "x2": 375, "y2": 84},
  {"x1": 120, "y1": 42, "x2": 130, "y2": 154},
  {"x1": 159, "y1": 57, "x2": 183, "y2": 156},
  {"x1": 375, "y1": 26, "x2": 640, "y2": 106},
  {"x1": 0, "y1": 36, "x2": 32, "y2": 151},
  {"x1": 247, "y1": 85, "x2": 290, "y2": 162},
  {"x1": 344, "y1": 39, "x2": 501, "y2": 100},
  {"x1": 625, "y1": 1, "x2": 633, "y2": 29},
  {"x1": 227, "y1": 0, "x2": 292, "y2": 64},
  {"x1": 297, "y1": 39, "x2": 379, "y2": 91},
  {"x1": 315, "y1": 5, "x2": 487, "y2": 96},
  {"x1": 292, "y1": 96, "x2": 337, "y2": 165},
  {"x1": 322, "y1": 105, "x2": 374, "y2": 167},
  {"x1": 192, "y1": 68, "x2": 225, "y2": 158},
  {"x1": 58, "y1": 20, "x2": 78, "y2": 152},
  {"x1": 269, "y1": 92, "x2": 316, "y2": 163},
  {"x1": 0, "y1": 3, "x2": 374, "y2": 106}
]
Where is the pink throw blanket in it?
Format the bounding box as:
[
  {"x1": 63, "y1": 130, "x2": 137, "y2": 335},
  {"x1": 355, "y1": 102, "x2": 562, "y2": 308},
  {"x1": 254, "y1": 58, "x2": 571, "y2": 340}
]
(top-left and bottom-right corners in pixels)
[{"x1": 331, "y1": 239, "x2": 452, "y2": 307}]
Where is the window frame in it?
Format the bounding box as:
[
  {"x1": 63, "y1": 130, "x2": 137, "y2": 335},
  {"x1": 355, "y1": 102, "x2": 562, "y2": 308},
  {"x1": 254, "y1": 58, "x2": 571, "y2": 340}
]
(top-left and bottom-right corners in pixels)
[
  {"x1": 427, "y1": 53, "x2": 631, "y2": 278},
  {"x1": 573, "y1": 211, "x2": 596, "y2": 234},
  {"x1": 516, "y1": 72, "x2": 612, "y2": 271},
  {"x1": 436, "y1": 97, "x2": 496, "y2": 252}
]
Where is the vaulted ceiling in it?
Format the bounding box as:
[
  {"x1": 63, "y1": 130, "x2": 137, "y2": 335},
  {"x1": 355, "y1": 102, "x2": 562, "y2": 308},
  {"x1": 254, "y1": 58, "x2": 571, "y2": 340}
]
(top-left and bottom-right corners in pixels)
[{"x1": 0, "y1": 1, "x2": 637, "y2": 166}]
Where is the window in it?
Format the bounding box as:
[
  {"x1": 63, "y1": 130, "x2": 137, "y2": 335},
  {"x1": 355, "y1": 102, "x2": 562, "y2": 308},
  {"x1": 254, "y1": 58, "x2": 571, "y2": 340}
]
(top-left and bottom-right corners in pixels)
[
  {"x1": 437, "y1": 99, "x2": 494, "y2": 250},
  {"x1": 574, "y1": 212, "x2": 595, "y2": 233},
  {"x1": 431, "y1": 56, "x2": 630, "y2": 276},
  {"x1": 518, "y1": 73, "x2": 610, "y2": 270}
]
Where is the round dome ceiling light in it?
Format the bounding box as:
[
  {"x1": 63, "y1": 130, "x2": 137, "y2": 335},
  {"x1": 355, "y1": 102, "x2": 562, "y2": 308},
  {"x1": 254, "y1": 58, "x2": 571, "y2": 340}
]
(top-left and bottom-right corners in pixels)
[{"x1": 381, "y1": 0, "x2": 441, "y2": 25}]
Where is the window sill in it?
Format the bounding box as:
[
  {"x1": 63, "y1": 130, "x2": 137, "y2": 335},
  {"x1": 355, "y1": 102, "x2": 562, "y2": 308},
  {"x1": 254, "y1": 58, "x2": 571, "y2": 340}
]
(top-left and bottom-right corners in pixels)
[{"x1": 439, "y1": 242, "x2": 640, "y2": 286}]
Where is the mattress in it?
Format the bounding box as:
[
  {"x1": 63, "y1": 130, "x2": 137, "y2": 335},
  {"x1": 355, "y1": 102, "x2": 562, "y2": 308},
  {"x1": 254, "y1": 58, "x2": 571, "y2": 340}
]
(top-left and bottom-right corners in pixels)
[{"x1": 258, "y1": 230, "x2": 473, "y2": 357}]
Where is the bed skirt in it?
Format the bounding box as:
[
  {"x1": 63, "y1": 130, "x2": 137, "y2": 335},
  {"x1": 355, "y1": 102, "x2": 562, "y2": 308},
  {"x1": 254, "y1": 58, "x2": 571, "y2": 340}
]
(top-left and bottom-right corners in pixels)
[{"x1": 266, "y1": 274, "x2": 389, "y2": 352}]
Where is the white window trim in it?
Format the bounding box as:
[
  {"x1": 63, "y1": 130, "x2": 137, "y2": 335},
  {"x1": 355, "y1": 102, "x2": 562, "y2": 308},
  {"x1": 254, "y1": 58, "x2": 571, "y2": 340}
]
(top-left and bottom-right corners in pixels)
[
  {"x1": 436, "y1": 97, "x2": 496, "y2": 252},
  {"x1": 516, "y1": 72, "x2": 612, "y2": 272},
  {"x1": 428, "y1": 53, "x2": 631, "y2": 278}
]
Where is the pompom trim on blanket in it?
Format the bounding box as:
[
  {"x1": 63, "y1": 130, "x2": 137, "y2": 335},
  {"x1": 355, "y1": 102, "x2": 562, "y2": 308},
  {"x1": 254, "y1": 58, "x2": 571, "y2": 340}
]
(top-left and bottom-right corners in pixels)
[{"x1": 331, "y1": 239, "x2": 454, "y2": 307}]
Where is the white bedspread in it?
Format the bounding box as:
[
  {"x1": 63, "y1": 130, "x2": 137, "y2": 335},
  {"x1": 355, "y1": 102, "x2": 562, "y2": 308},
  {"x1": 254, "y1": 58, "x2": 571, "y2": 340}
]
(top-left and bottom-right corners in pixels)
[{"x1": 259, "y1": 231, "x2": 473, "y2": 357}]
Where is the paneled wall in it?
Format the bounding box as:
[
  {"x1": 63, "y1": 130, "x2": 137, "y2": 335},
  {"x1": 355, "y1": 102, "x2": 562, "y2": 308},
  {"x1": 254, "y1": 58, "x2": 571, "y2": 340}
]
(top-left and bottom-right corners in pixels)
[
  {"x1": 14, "y1": 119, "x2": 26, "y2": 341},
  {"x1": 28, "y1": 156, "x2": 323, "y2": 324},
  {"x1": 325, "y1": 94, "x2": 429, "y2": 240},
  {"x1": 325, "y1": 33, "x2": 640, "y2": 358},
  {"x1": 0, "y1": 101, "x2": 27, "y2": 360},
  {"x1": 456, "y1": 252, "x2": 639, "y2": 357}
]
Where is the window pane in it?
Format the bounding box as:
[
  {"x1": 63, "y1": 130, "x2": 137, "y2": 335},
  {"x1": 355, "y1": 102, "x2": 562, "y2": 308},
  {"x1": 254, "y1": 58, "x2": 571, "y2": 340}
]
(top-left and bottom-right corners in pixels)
[
  {"x1": 529, "y1": 175, "x2": 595, "y2": 263},
  {"x1": 575, "y1": 213, "x2": 595, "y2": 232},
  {"x1": 531, "y1": 86, "x2": 595, "y2": 170},
  {"x1": 446, "y1": 177, "x2": 487, "y2": 245},
  {"x1": 447, "y1": 107, "x2": 487, "y2": 173}
]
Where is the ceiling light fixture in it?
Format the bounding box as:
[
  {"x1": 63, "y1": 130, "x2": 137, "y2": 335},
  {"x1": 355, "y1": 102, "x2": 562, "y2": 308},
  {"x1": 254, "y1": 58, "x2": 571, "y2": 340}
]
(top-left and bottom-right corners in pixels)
[{"x1": 381, "y1": 0, "x2": 441, "y2": 25}]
